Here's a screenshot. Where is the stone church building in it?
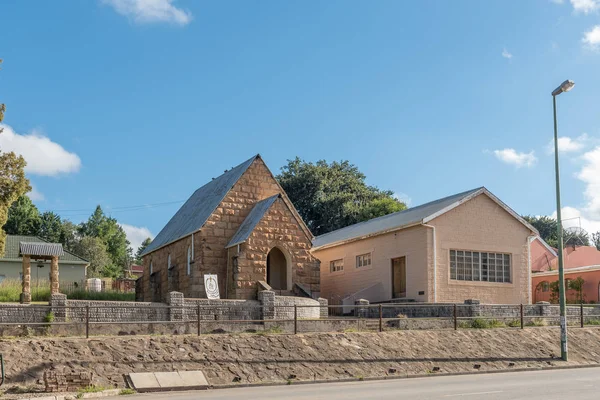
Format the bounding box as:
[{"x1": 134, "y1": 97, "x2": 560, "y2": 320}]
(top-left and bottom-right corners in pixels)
[{"x1": 139, "y1": 155, "x2": 320, "y2": 301}]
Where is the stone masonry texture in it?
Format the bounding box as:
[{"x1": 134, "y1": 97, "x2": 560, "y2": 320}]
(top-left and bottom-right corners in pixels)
[{"x1": 140, "y1": 157, "x2": 319, "y2": 301}]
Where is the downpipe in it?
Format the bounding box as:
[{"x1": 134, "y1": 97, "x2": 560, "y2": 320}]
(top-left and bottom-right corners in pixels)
[{"x1": 422, "y1": 224, "x2": 437, "y2": 303}]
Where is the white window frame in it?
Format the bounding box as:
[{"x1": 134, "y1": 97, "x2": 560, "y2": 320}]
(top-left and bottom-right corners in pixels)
[
  {"x1": 330, "y1": 259, "x2": 344, "y2": 273},
  {"x1": 450, "y1": 250, "x2": 511, "y2": 283},
  {"x1": 356, "y1": 253, "x2": 372, "y2": 268}
]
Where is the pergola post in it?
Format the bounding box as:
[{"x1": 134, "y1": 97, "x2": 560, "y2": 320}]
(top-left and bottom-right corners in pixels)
[
  {"x1": 21, "y1": 255, "x2": 32, "y2": 304},
  {"x1": 50, "y1": 255, "x2": 60, "y2": 294}
]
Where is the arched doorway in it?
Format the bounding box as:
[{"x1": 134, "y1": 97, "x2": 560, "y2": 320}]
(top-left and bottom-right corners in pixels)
[{"x1": 267, "y1": 247, "x2": 288, "y2": 290}]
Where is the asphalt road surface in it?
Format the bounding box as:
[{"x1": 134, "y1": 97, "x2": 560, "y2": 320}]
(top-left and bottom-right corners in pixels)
[{"x1": 116, "y1": 367, "x2": 600, "y2": 400}]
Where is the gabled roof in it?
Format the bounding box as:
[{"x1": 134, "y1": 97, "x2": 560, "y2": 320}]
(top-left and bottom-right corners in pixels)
[
  {"x1": 141, "y1": 155, "x2": 259, "y2": 256},
  {"x1": 1, "y1": 235, "x2": 88, "y2": 264},
  {"x1": 312, "y1": 187, "x2": 538, "y2": 250},
  {"x1": 226, "y1": 194, "x2": 279, "y2": 248},
  {"x1": 20, "y1": 242, "x2": 64, "y2": 257}
]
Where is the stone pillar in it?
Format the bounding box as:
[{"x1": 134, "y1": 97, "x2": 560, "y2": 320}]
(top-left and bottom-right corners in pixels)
[
  {"x1": 20, "y1": 255, "x2": 31, "y2": 304},
  {"x1": 167, "y1": 291, "x2": 184, "y2": 322},
  {"x1": 537, "y1": 301, "x2": 551, "y2": 317},
  {"x1": 50, "y1": 293, "x2": 67, "y2": 322},
  {"x1": 259, "y1": 290, "x2": 275, "y2": 320},
  {"x1": 50, "y1": 255, "x2": 59, "y2": 294},
  {"x1": 318, "y1": 297, "x2": 328, "y2": 318}
]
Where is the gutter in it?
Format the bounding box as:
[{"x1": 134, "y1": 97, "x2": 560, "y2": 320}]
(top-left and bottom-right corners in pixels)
[
  {"x1": 312, "y1": 222, "x2": 423, "y2": 251},
  {"x1": 422, "y1": 223, "x2": 437, "y2": 303}
]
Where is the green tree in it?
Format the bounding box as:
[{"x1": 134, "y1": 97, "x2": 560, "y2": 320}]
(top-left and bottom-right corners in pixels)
[
  {"x1": 0, "y1": 59, "x2": 31, "y2": 255},
  {"x1": 277, "y1": 158, "x2": 406, "y2": 235},
  {"x1": 135, "y1": 237, "x2": 152, "y2": 264},
  {"x1": 523, "y1": 215, "x2": 590, "y2": 248},
  {"x1": 38, "y1": 211, "x2": 64, "y2": 243},
  {"x1": 78, "y1": 206, "x2": 131, "y2": 275},
  {"x1": 592, "y1": 232, "x2": 600, "y2": 251},
  {"x1": 3, "y1": 195, "x2": 41, "y2": 236},
  {"x1": 72, "y1": 236, "x2": 111, "y2": 277},
  {"x1": 568, "y1": 276, "x2": 586, "y2": 304},
  {"x1": 59, "y1": 220, "x2": 79, "y2": 252}
]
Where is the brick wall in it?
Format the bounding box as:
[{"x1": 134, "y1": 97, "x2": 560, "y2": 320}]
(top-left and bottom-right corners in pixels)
[
  {"x1": 231, "y1": 197, "x2": 320, "y2": 299},
  {"x1": 429, "y1": 193, "x2": 532, "y2": 304},
  {"x1": 141, "y1": 157, "x2": 317, "y2": 301}
]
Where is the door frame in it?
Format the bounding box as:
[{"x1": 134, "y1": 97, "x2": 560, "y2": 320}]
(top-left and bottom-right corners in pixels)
[{"x1": 391, "y1": 256, "x2": 406, "y2": 299}]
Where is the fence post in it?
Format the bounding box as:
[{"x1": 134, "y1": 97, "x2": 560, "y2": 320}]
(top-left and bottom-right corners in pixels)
[
  {"x1": 453, "y1": 304, "x2": 457, "y2": 330},
  {"x1": 197, "y1": 304, "x2": 201, "y2": 336},
  {"x1": 581, "y1": 303, "x2": 584, "y2": 328},
  {"x1": 85, "y1": 305, "x2": 90, "y2": 339},
  {"x1": 379, "y1": 304, "x2": 383, "y2": 333},
  {"x1": 520, "y1": 304, "x2": 524, "y2": 329},
  {"x1": 294, "y1": 305, "x2": 298, "y2": 334}
]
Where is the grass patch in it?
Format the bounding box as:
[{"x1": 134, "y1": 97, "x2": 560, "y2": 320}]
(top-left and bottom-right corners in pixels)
[
  {"x1": 119, "y1": 388, "x2": 136, "y2": 395},
  {"x1": 586, "y1": 319, "x2": 600, "y2": 326},
  {"x1": 76, "y1": 385, "x2": 108, "y2": 398},
  {"x1": 460, "y1": 318, "x2": 506, "y2": 329},
  {"x1": 507, "y1": 319, "x2": 521, "y2": 328},
  {"x1": 0, "y1": 279, "x2": 134, "y2": 302},
  {"x1": 258, "y1": 325, "x2": 284, "y2": 335},
  {"x1": 343, "y1": 327, "x2": 359, "y2": 333},
  {"x1": 527, "y1": 318, "x2": 548, "y2": 327}
]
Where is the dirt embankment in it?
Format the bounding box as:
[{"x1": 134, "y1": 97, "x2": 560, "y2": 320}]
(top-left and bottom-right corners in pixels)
[{"x1": 2, "y1": 328, "x2": 600, "y2": 392}]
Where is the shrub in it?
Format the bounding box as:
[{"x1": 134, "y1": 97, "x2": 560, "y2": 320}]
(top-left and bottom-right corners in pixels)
[
  {"x1": 470, "y1": 318, "x2": 490, "y2": 329},
  {"x1": 488, "y1": 319, "x2": 506, "y2": 328},
  {"x1": 119, "y1": 389, "x2": 136, "y2": 395},
  {"x1": 507, "y1": 319, "x2": 521, "y2": 328},
  {"x1": 44, "y1": 312, "x2": 55, "y2": 324},
  {"x1": 527, "y1": 318, "x2": 548, "y2": 327},
  {"x1": 586, "y1": 319, "x2": 600, "y2": 326}
]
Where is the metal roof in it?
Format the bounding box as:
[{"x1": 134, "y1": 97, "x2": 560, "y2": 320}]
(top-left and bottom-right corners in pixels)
[
  {"x1": 226, "y1": 194, "x2": 280, "y2": 248},
  {"x1": 313, "y1": 187, "x2": 485, "y2": 249},
  {"x1": 141, "y1": 155, "x2": 259, "y2": 256},
  {"x1": 20, "y1": 242, "x2": 64, "y2": 257},
  {"x1": 0, "y1": 235, "x2": 87, "y2": 263}
]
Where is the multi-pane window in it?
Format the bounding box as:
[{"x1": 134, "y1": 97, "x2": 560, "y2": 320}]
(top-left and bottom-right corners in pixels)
[
  {"x1": 356, "y1": 253, "x2": 372, "y2": 268},
  {"x1": 330, "y1": 259, "x2": 344, "y2": 273},
  {"x1": 450, "y1": 250, "x2": 511, "y2": 283}
]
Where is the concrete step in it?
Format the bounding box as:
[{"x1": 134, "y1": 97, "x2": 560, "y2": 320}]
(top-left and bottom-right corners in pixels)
[{"x1": 128, "y1": 371, "x2": 209, "y2": 392}]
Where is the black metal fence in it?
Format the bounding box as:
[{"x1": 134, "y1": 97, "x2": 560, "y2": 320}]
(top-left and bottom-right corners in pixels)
[{"x1": 2, "y1": 303, "x2": 600, "y2": 338}]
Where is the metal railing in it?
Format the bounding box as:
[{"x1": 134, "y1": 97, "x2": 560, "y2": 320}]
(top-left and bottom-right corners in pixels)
[{"x1": 1, "y1": 303, "x2": 600, "y2": 338}]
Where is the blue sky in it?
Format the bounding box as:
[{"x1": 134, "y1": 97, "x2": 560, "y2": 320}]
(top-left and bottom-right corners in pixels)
[{"x1": 2, "y1": 0, "x2": 600, "y2": 251}]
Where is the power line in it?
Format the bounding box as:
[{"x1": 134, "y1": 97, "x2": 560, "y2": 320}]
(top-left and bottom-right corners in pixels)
[{"x1": 41, "y1": 199, "x2": 186, "y2": 217}]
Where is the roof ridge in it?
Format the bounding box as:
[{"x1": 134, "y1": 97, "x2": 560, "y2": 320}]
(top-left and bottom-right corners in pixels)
[
  {"x1": 315, "y1": 187, "x2": 484, "y2": 240},
  {"x1": 141, "y1": 154, "x2": 260, "y2": 256}
]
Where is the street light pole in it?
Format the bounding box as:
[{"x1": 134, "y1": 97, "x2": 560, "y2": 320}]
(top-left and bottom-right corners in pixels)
[{"x1": 551, "y1": 79, "x2": 575, "y2": 362}]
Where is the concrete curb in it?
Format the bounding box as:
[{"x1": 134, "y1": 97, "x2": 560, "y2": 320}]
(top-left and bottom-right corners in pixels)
[{"x1": 209, "y1": 362, "x2": 600, "y2": 390}]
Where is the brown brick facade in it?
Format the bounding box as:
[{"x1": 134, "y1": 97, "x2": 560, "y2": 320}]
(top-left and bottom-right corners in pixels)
[{"x1": 140, "y1": 157, "x2": 319, "y2": 301}]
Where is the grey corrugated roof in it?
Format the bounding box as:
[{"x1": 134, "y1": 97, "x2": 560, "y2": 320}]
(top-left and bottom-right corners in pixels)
[
  {"x1": 20, "y1": 242, "x2": 64, "y2": 257},
  {"x1": 313, "y1": 187, "x2": 484, "y2": 248},
  {"x1": 1, "y1": 235, "x2": 88, "y2": 263},
  {"x1": 226, "y1": 194, "x2": 280, "y2": 248},
  {"x1": 142, "y1": 155, "x2": 259, "y2": 256}
]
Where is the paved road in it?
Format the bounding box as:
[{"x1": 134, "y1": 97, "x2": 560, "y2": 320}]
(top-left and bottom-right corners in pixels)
[{"x1": 117, "y1": 367, "x2": 600, "y2": 400}]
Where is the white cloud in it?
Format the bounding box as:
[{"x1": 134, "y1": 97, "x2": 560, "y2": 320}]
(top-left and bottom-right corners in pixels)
[
  {"x1": 28, "y1": 186, "x2": 45, "y2": 201},
  {"x1": 546, "y1": 133, "x2": 589, "y2": 154},
  {"x1": 571, "y1": 0, "x2": 599, "y2": 13},
  {"x1": 502, "y1": 48, "x2": 513, "y2": 59},
  {"x1": 120, "y1": 223, "x2": 153, "y2": 252},
  {"x1": 0, "y1": 124, "x2": 81, "y2": 176},
  {"x1": 493, "y1": 148, "x2": 537, "y2": 168},
  {"x1": 102, "y1": 0, "x2": 192, "y2": 25},
  {"x1": 393, "y1": 192, "x2": 412, "y2": 207},
  {"x1": 583, "y1": 25, "x2": 600, "y2": 48}
]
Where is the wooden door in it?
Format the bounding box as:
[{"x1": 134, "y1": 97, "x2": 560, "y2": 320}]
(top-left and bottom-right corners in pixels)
[{"x1": 392, "y1": 257, "x2": 406, "y2": 299}]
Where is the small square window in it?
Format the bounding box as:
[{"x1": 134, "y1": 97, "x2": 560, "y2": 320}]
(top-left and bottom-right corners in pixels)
[
  {"x1": 356, "y1": 253, "x2": 372, "y2": 268},
  {"x1": 330, "y1": 259, "x2": 344, "y2": 272}
]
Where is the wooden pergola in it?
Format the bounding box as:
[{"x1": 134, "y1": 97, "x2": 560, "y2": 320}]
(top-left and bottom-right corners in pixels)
[{"x1": 20, "y1": 241, "x2": 64, "y2": 304}]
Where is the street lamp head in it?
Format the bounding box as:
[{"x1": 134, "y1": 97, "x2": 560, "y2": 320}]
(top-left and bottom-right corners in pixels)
[{"x1": 552, "y1": 80, "x2": 575, "y2": 96}]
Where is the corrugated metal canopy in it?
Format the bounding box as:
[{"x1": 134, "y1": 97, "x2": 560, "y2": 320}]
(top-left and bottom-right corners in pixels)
[
  {"x1": 20, "y1": 242, "x2": 64, "y2": 257},
  {"x1": 226, "y1": 194, "x2": 279, "y2": 248},
  {"x1": 141, "y1": 155, "x2": 259, "y2": 256},
  {"x1": 312, "y1": 187, "x2": 484, "y2": 249}
]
